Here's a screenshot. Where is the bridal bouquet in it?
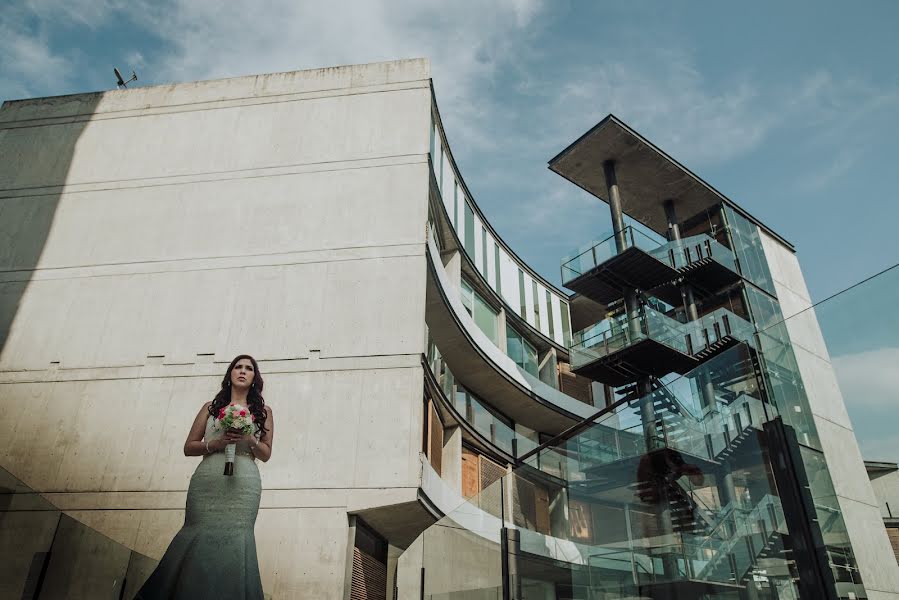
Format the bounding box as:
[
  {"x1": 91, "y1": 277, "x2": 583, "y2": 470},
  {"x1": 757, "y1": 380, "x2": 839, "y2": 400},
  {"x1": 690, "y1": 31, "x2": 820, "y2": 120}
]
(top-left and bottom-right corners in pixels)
[{"x1": 213, "y1": 403, "x2": 255, "y2": 476}]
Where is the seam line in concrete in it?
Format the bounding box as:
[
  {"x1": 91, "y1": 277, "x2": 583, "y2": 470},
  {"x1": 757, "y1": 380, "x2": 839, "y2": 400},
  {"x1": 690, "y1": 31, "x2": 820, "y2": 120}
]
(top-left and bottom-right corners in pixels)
[
  {"x1": 0, "y1": 154, "x2": 427, "y2": 198},
  {"x1": 0, "y1": 81, "x2": 430, "y2": 129}
]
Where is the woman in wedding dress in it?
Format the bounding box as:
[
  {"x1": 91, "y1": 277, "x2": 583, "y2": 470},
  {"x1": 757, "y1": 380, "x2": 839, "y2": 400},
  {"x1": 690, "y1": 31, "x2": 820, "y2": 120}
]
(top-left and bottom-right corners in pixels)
[{"x1": 136, "y1": 354, "x2": 274, "y2": 600}]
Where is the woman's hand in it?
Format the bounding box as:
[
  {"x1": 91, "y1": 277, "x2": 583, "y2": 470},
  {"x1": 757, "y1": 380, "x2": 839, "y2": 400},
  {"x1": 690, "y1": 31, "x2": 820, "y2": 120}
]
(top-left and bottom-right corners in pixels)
[{"x1": 223, "y1": 429, "x2": 257, "y2": 446}]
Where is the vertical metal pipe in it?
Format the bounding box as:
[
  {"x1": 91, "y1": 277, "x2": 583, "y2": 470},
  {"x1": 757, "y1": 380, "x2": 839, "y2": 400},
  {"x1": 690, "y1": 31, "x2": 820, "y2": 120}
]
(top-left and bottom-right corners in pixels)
[
  {"x1": 604, "y1": 160, "x2": 628, "y2": 252},
  {"x1": 604, "y1": 161, "x2": 643, "y2": 343},
  {"x1": 664, "y1": 199, "x2": 682, "y2": 242}
]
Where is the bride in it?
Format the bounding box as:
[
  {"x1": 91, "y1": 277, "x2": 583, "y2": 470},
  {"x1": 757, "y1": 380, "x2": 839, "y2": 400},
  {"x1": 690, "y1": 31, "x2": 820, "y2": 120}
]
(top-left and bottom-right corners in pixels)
[{"x1": 136, "y1": 354, "x2": 274, "y2": 600}]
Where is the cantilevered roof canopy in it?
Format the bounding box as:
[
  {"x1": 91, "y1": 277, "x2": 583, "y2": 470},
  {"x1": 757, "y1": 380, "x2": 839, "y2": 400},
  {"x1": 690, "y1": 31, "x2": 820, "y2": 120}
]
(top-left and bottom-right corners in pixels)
[{"x1": 548, "y1": 114, "x2": 792, "y2": 249}]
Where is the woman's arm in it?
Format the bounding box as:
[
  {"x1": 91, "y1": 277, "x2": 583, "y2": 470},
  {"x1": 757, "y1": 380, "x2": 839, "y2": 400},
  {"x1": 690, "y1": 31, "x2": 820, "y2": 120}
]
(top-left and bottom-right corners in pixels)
[
  {"x1": 250, "y1": 406, "x2": 274, "y2": 462},
  {"x1": 184, "y1": 402, "x2": 224, "y2": 456}
]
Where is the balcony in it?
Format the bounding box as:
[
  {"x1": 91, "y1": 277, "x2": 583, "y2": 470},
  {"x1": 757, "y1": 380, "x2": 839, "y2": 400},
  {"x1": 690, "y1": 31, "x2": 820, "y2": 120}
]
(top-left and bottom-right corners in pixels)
[
  {"x1": 569, "y1": 307, "x2": 756, "y2": 386},
  {"x1": 568, "y1": 306, "x2": 697, "y2": 386},
  {"x1": 561, "y1": 227, "x2": 678, "y2": 305},
  {"x1": 561, "y1": 227, "x2": 741, "y2": 307}
]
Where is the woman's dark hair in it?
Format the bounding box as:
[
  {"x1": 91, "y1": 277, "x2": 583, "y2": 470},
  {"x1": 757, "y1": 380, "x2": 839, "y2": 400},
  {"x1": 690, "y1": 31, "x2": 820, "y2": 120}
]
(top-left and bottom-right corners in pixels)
[{"x1": 208, "y1": 354, "x2": 268, "y2": 437}]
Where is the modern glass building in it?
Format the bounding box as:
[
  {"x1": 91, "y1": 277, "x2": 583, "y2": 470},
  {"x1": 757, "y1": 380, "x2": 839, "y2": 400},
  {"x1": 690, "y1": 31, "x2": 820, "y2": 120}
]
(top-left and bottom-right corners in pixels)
[{"x1": 0, "y1": 59, "x2": 896, "y2": 599}]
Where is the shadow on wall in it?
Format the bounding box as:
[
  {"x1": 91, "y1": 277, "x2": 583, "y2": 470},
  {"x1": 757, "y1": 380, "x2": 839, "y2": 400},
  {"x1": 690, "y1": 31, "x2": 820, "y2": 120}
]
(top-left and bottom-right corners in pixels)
[{"x1": 0, "y1": 93, "x2": 102, "y2": 364}]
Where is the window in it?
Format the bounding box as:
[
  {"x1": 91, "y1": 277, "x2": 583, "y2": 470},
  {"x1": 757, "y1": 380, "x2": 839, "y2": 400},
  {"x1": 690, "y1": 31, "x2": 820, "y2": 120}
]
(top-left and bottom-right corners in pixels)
[
  {"x1": 452, "y1": 182, "x2": 459, "y2": 227},
  {"x1": 723, "y1": 206, "x2": 776, "y2": 296},
  {"x1": 518, "y1": 269, "x2": 526, "y2": 319},
  {"x1": 532, "y1": 281, "x2": 541, "y2": 330},
  {"x1": 494, "y1": 245, "x2": 502, "y2": 296},
  {"x1": 438, "y1": 145, "x2": 444, "y2": 191},
  {"x1": 481, "y1": 229, "x2": 488, "y2": 275},
  {"x1": 545, "y1": 290, "x2": 555, "y2": 338},
  {"x1": 430, "y1": 120, "x2": 436, "y2": 161},
  {"x1": 464, "y1": 202, "x2": 475, "y2": 257},
  {"x1": 506, "y1": 324, "x2": 538, "y2": 376},
  {"x1": 461, "y1": 279, "x2": 499, "y2": 345},
  {"x1": 560, "y1": 301, "x2": 572, "y2": 347}
]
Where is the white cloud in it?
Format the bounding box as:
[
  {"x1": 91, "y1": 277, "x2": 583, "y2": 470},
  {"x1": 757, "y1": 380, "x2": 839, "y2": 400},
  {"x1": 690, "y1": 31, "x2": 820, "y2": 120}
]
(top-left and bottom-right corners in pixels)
[
  {"x1": 122, "y1": 0, "x2": 546, "y2": 152},
  {"x1": 539, "y1": 51, "x2": 774, "y2": 167},
  {"x1": 832, "y1": 347, "x2": 899, "y2": 410},
  {"x1": 0, "y1": 23, "x2": 71, "y2": 101}
]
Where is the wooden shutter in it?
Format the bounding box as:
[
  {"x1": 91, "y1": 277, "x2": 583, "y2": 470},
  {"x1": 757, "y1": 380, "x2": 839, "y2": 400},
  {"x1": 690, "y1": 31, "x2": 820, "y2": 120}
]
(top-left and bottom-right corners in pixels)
[
  {"x1": 351, "y1": 548, "x2": 387, "y2": 600},
  {"x1": 559, "y1": 361, "x2": 594, "y2": 406},
  {"x1": 461, "y1": 447, "x2": 479, "y2": 498},
  {"x1": 888, "y1": 527, "x2": 899, "y2": 565},
  {"x1": 535, "y1": 485, "x2": 551, "y2": 535},
  {"x1": 427, "y1": 401, "x2": 443, "y2": 476},
  {"x1": 351, "y1": 523, "x2": 387, "y2": 600}
]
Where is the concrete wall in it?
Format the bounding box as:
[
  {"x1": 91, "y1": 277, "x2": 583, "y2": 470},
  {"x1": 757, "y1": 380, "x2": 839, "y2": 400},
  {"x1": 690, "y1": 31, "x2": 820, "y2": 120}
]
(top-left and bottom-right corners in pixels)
[
  {"x1": 761, "y1": 232, "x2": 899, "y2": 598},
  {"x1": 0, "y1": 59, "x2": 433, "y2": 599},
  {"x1": 870, "y1": 468, "x2": 899, "y2": 520}
]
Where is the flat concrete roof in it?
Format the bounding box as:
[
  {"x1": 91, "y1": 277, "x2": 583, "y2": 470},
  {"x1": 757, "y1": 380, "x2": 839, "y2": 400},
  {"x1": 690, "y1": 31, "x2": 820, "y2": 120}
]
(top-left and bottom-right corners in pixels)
[
  {"x1": 548, "y1": 114, "x2": 793, "y2": 250},
  {"x1": 865, "y1": 460, "x2": 899, "y2": 473}
]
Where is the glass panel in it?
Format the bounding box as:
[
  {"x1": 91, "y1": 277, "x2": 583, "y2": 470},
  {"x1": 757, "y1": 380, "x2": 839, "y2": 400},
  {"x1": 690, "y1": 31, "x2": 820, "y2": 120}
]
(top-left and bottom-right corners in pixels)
[
  {"x1": 427, "y1": 337, "x2": 535, "y2": 458},
  {"x1": 545, "y1": 290, "x2": 554, "y2": 338},
  {"x1": 723, "y1": 205, "x2": 776, "y2": 295},
  {"x1": 0, "y1": 465, "x2": 157, "y2": 600},
  {"x1": 419, "y1": 475, "x2": 506, "y2": 599},
  {"x1": 493, "y1": 245, "x2": 502, "y2": 297},
  {"x1": 452, "y1": 181, "x2": 459, "y2": 227},
  {"x1": 481, "y1": 228, "x2": 488, "y2": 275},
  {"x1": 538, "y1": 350, "x2": 558, "y2": 389},
  {"x1": 506, "y1": 325, "x2": 538, "y2": 377},
  {"x1": 560, "y1": 226, "x2": 663, "y2": 284},
  {"x1": 464, "y1": 202, "x2": 475, "y2": 258},
  {"x1": 569, "y1": 305, "x2": 689, "y2": 371},
  {"x1": 473, "y1": 292, "x2": 498, "y2": 346},
  {"x1": 531, "y1": 280, "x2": 540, "y2": 331},
  {"x1": 560, "y1": 301, "x2": 572, "y2": 348},
  {"x1": 518, "y1": 269, "x2": 526, "y2": 319}
]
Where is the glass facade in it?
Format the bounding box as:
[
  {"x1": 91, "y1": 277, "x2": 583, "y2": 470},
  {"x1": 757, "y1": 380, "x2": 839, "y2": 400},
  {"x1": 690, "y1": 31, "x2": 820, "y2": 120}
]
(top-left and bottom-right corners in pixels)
[
  {"x1": 461, "y1": 279, "x2": 499, "y2": 346},
  {"x1": 430, "y1": 113, "x2": 572, "y2": 349},
  {"x1": 1, "y1": 466, "x2": 158, "y2": 598},
  {"x1": 506, "y1": 325, "x2": 538, "y2": 377},
  {"x1": 481, "y1": 228, "x2": 488, "y2": 275},
  {"x1": 409, "y1": 194, "x2": 887, "y2": 598},
  {"x1": 723, "y1": 205, "x2": 777, "y2": 296},
  {"x1": 518, "y1": 269, "x2": 526, "y2": 319},
  {"x1": 464, "y1": 202, "x2": 475, "y2": 258},
  {"x1": 427, "y1": 338, "x2": 539, "y2": 459},
  {"x1": 494, "y1": 245, "x2": 502, "y2": 297}
]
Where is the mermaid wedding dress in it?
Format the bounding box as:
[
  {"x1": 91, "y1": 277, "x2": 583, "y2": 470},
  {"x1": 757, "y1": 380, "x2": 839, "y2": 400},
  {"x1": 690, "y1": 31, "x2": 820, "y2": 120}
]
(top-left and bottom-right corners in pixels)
[{"x1": 135, "y1": 415, "x2": 264, "y2": 599}]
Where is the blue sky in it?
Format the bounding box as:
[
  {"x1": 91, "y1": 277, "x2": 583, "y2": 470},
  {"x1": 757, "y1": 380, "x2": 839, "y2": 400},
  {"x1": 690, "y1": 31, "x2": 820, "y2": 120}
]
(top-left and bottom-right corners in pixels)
[{"x1": 2, "y1": 0, "x2": 898, "y2": 457}]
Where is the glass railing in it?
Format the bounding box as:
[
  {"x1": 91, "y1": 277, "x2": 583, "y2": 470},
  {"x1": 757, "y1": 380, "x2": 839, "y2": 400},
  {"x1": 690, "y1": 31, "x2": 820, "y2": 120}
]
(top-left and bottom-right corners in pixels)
[
  {"x1": 569, "y1": 305, "x2": 689, "y2": 370},
  {"x1": 571, "y1": 305, "x2": 756, "y2": 375},
  {"x1": 0, "y1": 466, "x2": 158, "y2": 599},
  {"x1": 561, "y1": 226, "x2": 739, "y2": 287},
  {"x1": 404, "y1": 341, "x2": 796, "y2": 597},
  {"x1": 428, "y1": 338, "x2": 539, "y2": 458},
  {"x1": 681, "y1": 307, "x2": 757, "y2": 353},
  {"x1": 665, "y1": 233, "x2": 739, "y2": 274},
  {"x1": 403, "y1": 265, "x2": 899, "y2": 599},
  {"x1": 561, "y1": 226, "x2": 662, "y2": 285}
]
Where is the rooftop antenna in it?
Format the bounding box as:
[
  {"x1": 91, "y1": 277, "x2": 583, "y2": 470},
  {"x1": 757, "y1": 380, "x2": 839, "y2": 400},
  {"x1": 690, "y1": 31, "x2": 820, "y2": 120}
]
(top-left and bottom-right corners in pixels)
[{"x1": 114, "y1": 67, "x2": 138, "y2": 89}]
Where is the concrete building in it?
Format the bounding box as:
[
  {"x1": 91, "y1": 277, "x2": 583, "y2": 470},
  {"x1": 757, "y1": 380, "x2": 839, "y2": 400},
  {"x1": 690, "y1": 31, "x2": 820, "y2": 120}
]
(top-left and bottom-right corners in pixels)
[
  {"x1": 867, "y1": 461, "x2": 899, "y2": 566},
  {"x1": 0, "y1": 58, "x2": 896, "y2": 599}
]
